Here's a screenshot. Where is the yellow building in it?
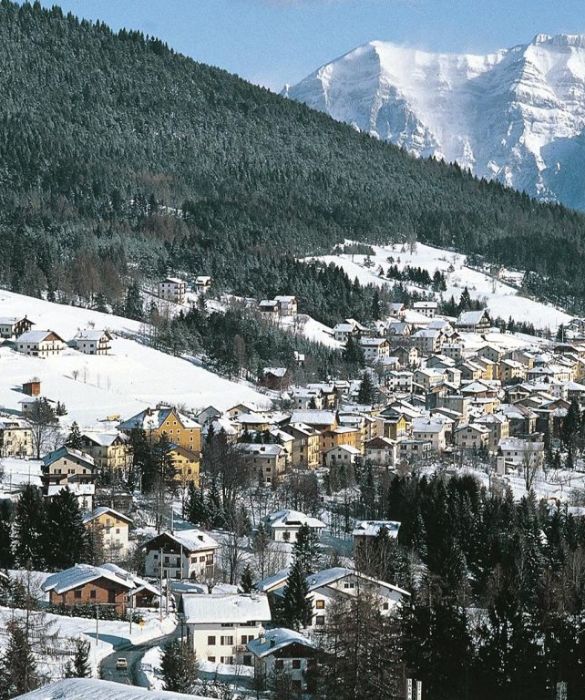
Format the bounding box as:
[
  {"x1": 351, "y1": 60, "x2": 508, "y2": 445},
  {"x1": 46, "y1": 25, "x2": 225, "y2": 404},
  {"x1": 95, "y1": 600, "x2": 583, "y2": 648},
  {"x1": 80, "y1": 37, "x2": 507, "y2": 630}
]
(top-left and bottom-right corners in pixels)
[
  {"x1": 83, "y1": 507, "x2": 132, "y2": 561},
  {"x1": 119, "y1": 406, "x2": 202, "y2": 454},
  {"x1": 167, "y1": 444, "x2": 200, "y2": 486},
  {"x1": 80, "y1": 431, "x2": 132, "y2": 476},
  {"x1": 320, "y1": 427, "x2": 362, "y2": 460},
  {"x1": 283, "y1": 423, "x2": 321, "y2": 469}
]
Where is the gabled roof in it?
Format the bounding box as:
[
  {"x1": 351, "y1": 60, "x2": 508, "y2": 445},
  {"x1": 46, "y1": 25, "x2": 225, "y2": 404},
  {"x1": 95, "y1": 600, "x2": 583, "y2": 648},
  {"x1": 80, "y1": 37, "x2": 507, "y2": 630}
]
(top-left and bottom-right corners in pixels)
[
  {"x1": 289, "y1": 410, "x2": 336, "y2": 425},
  {"x1": 352, "y1": 520, "x2": 400, "y2": 538},
  {"x1": 456, "y1": 309, "x2": 489, "y2": 326},
  {"x1": 82, "y1": 507, "x2": 133, "y2": 526},
  {"x1": 118, "y1": 407, "x2": 200, "y2": 432},
  {"x1": 42, "y1": 563, "x2": 154, "y2": 595},
  {"x1": 14, "y1": 678, "x2": 210, "y2": 700},
  {"x1": 264, "y1": 509, "x2": 325, "y2": 530},
  {"x1": 183, "y1": 593, "x2": 271, "y2": 624},
  {"x1": 73, "y1": 329, "x2": 112, "y2": 342},
  {"x1": 247, "y1": 628, "x2": 316, "y2": 659},
  {"x1": 81, "y1": 430, "x2": 128, "y2": 447},
  {"x1": 43, "y1": 446, "x2": 95, "y2": 468},
  {"x1": 144, "y1": 529, "x2": 219, "y2": 553},
  {"x1": 17, "y1": 329, "x2": 65, "y2": 343}
]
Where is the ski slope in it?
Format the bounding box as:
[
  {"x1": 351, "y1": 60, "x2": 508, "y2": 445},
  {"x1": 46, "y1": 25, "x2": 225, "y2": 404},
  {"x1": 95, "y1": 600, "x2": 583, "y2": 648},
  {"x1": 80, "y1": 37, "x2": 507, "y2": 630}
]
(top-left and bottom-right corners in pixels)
[
  {"x1": 0, "y1": 290, "x2": 270, "y2": 429},
  {"x1": 311, "y1": 243, "x2": 573, "y2": 332}
]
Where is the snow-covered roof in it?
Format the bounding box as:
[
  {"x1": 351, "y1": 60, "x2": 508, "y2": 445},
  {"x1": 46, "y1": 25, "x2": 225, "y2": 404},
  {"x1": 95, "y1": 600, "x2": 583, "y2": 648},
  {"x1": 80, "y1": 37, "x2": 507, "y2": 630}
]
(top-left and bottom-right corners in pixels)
[
  {"x1": 82, "y1": 506, "x2": 133, "y2": 526},
  {"x1": 352, "y1": 520, "x2": 400, "y2": 538},
  {"x1": 81, "y1": 430, "x2": 128, "y2": 447},
  {"x1": 162, "y1": 277, "x2": 185, "y2": 285},
  {"x1": 47, "y1": 483, "x2": 95, "y2": 497},
  {"x1": 325, "y1": 444, "x2": 361, "y2": 455},
  {"x1": 42, "y1": 446, "x2": 95, "y2": 468},
  {"x1": 42, "y1": 563, "x2": 148, "y2": 595},
  {"x1": 264, "y1": 509, "x2": 325, "y2": 530},
  {"x1": 73, "y1": 329, "x2": 111, "y2": 342},
  {"x1": 247, "y1": 627, "x2": 316, "y2": 658},
  {"x1": 262, "y1": 367, "x2": 288, "y2": 378},
  {"x1": 144, "y1": 529, "x2": 219, "y2": 553},
  {"x1": 333, "y1": 323, "x2": 356, "y2": 333},
  {"x1": 255, "y1": 568, "x2": 290, "y2": 593},
  {"x1": 17, "y1": 329, "x2": 64, "y2": 343},
  {"x1": 289, "y1": 410, "x2": 336, "y2": 425},
  {"x1": 359, "y1": 337, "x2": 388, "y2": 346},
  {"x1": 456, "y1": 310, "x2": 488, "y2": 326},
  {"x1": 118, "y1": 407, "x2": 201, "y2": 432},
  {"x1": 15, "y1": 678, "x2": 211, "y2": 700},
  {"x1": 183, "y1": 593, "x2": 271, "y2": 624},
  {"x1": 236, "y1": 443, "x2": 285, "y2": 457}
]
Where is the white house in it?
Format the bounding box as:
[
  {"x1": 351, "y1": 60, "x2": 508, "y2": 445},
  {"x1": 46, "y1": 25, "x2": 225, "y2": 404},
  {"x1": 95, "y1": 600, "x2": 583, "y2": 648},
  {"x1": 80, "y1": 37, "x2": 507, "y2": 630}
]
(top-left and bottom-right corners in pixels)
[
  {"x1": 352, "y1": 520, "x2": 400, "y2": 545},
  {"x1": 364, "y1": 437, "x2": 397, "y2": 466},
  {"x1": 183, "y1": 593, "x2": 271, "y2": 665},
  {"x1": 16, "y1": 330, "x2": 65, "y2": 358},
  {"x1": 0, "y1": 316, "x2": 34, "y2": 339},
  {"x1": 262, "y1": 509, "x2": 325, "y2": 543},
  {"x1": 158, "y1": 277, "x2": 187, "y2": 304},
  {"x1": 359, "y1": 337, "x2": 390, "y2": 362},
  {"x1": 195, "y1": 276, "x2": 213, "y2": 294},
  {"x1": 498, "y1": 437, "x2": 544, "y2": 468},
  {"x1": 412, "y1": 301, "x2": 438, "y2": 318},
  {"x1": 324, "y1": 444, "x2": 361, "y2": 468},
  {"x1": 412, "y1": 419, "x2": 448, "y2": 452},
  {"x1": 454, "y1": 423, "x2": 490, "y2": 451},
  {"x1": 143, "y1": 530, "x2": 219, "y2": 580},
  {"x1": 274, "y1": 295, "x2": 298, "y2": 317},
  {"x1": 247, "y1": 628, "x2": 317, "y2": 694},
  {"x1": 71, "y1": 329, "x2": 112, "y2": 355},
  {"x1": 0, "y1": 416, "x2": 33, "y2": 457},
  {"x1": 257, "y1": 567, "x2": 409, "y2": 633}
]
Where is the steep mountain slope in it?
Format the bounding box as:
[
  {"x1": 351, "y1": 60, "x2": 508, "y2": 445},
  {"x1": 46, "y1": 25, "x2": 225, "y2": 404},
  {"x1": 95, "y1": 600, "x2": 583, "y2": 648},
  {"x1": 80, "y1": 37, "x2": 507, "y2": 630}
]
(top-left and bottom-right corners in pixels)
[
  {"x1": 285, "y1": 34, "x2": 585, "y2": 210},
  {"x1": 1, "y1": 3, "x2": 585, "y2": 315}
]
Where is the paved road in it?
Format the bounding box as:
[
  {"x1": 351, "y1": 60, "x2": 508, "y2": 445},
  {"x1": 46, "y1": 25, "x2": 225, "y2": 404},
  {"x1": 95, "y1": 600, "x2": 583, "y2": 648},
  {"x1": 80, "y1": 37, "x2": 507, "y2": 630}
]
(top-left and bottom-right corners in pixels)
[{"x1": 100, "y1": 628, "x2": 178, "y2": 687}]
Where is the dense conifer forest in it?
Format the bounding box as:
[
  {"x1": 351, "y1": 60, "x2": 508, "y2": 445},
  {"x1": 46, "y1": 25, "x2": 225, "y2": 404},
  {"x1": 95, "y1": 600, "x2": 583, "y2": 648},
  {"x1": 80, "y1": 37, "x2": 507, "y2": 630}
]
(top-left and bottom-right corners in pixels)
[{"x1": 2, "y1": 1, "x2": 585, "y2": 313}]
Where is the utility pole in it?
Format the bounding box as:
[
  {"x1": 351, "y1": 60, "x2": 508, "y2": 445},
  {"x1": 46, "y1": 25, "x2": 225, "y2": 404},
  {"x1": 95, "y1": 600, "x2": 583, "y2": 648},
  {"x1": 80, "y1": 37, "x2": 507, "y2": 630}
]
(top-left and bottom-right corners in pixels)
[{"x1": 159, "y1": 547, "x2": 164, "y2": 622}]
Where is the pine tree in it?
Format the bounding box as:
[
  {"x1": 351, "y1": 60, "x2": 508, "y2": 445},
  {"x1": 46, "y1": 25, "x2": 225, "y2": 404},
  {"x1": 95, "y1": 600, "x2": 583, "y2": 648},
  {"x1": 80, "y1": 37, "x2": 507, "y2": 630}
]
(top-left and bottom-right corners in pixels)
[
  {"x1": 65, "y1": 639, "x2": 91, "y2": 678},
  {"x1": 13, "y1": 486, "x2": 45, "y2": 569},
  {"x1": 357, "y1": 371, "x2": 375, "y2": 405},
  {"x1": 65, "y1": 421, "x2": 83, "y2": 450},
  {"x1": 293, "y1": 523, "x2": 320, "y2": 575},
  {"x1": 240, "y1": 563, "x2": 254, "y2": 593},
  {"x1": 161, "y1": 640, "x2": 198, "y2": 693},
  {"x1": 44, "y1": 488, "x2": 89, "y2": 569},
  {"x1": 0, "y1": 620, "x2": 39, "y2": 698},
  {"x1": 124, "y1": 280, "x2": 144, "y2": 321},
  {"x1": 0, "y1": 501, "x2": 13, "y2": 570},
  {"x1": 282, "y1": 559, "x2": 312, "y2": 631},
  {"x1": 184, "y1": 482, "x2": 210, "y2": 526}
]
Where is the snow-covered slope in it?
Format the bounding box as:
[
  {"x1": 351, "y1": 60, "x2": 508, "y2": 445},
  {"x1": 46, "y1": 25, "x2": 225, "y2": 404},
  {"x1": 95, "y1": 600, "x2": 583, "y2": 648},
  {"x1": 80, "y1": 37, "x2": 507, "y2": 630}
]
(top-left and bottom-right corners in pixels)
[
  {"x1": 0, "y1": 290, "x2": 269, "y2": 427},
  {"x1": 309, "y1": 242, "x2": 573, "y2": 332},
  {"x1": 285, "y1": 34, "x2": 585, "y2": 209}
]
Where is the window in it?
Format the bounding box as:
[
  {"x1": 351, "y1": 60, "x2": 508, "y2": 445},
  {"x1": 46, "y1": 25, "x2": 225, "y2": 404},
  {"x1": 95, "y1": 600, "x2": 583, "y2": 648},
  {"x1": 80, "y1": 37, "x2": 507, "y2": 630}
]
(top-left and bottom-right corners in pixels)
[
  {"x1": 383, "y1": 602, "x2": 389, "y2": 610},
  {"x1": 220, "y1": 656, "x2": 234, "y2": 665},
  {"x1": 292, "y1": 659, "x2": 301, "y2": 669},
  {"x1": 220, "y1": 636, "x2": 234, "y2": 646},
  {"x1": 275, "y1": 660, "x2": 284, "y2": 670},
  {"x1": 243, "y1": 654, "x2": 252, "y2": 666},
  {"x1": 74, "y1": 590, "x2": 82, "y2": 599},
  {"x1": 207, "y1": 636, "x2": 216, "y2": 646},
  {"x1": 90, "y1": 590, "x2": 96, "y2": 599},
  {"x1": 315, "y1": 600, "x2": 325, "y2": 609},
  {"x1": 208, "y1": 656, "x2": 216, "y2": 663},
  {"x1": 315, "y1": 615, "x2": 325, "y2": 626}
]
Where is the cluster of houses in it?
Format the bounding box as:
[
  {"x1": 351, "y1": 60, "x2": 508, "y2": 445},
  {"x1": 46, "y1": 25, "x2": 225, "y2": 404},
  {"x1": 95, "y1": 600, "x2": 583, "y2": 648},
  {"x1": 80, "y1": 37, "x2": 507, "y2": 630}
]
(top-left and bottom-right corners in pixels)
[
  {"x1": 157, "y1": 275, "x2": 212, "y2": 305},
  {"x1": 37, "y1": 507, "x2": 403, "y2": 695},
  {"x1": 0, "y1": 315, "x2": 112, "y2": 358}
]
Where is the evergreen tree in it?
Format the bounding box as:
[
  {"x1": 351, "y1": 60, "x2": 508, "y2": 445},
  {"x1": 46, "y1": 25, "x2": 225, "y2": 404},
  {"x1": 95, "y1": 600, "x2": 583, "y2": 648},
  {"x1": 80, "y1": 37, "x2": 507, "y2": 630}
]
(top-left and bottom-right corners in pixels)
[
  {"x1": 357, "y1": 371, "x2": 375, "y2": 405},
  {"x1": 342, "y1": 336, "x2": 365, "y2": 368},
  {"x1": 13, "y1": 486, "x2": 45, "y2": 569},
  {"x1": 282, "y1": 559, "x2": 312, "y2": 631},
  {"x1": 184, "y1": 482, "x2": 209, "y2": 526},
  {"x1": 293, "y1": 523, "x2": 320, "y2": 575},
  {"x1": 0, "y1": 501, "x2": 13, "y2": 570},
  {"x1": 44, "y1": 488, "x2": 89, "y2": 570},
  {"x1": 0, "y1": 620, "x2": 39, "y2": 698},
  {"x1": 65, "y1": 639, "x2": 91, "y2": 678},
  {"x1": 160, "y1": 640, "x2": 198, "y2": 693},
  {"x1": 240, "y1": 563, "x2": 254, "y2": 593},
  {"x1": 65, "y1": 421, "x2": 83, "y2": 450},
  {"x1": 124, "y1": 280, "x2": 144, "y2": 321}
]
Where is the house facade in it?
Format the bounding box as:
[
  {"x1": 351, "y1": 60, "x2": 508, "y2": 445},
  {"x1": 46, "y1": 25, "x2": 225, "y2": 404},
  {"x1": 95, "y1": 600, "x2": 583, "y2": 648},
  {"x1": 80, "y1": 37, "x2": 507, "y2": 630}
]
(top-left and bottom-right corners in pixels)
[
  {"x1": 183, "y1": 593, "x2": 271, "y2": 665},
  {"x1": 158, "y1": 277, "x2": 187, "y2": 304},
  {"x1": 143, "y1": 530, "x2": 218, "y2": 580},
  {"x1": 72, "y1": 329, "x2": 112, "y2": 355},
  {"x1": 16, "y1": 330, "x2": 65, "y2": 358},
  {"x1": 83, "y1": 507, "x2": 132, "y2": 561}
]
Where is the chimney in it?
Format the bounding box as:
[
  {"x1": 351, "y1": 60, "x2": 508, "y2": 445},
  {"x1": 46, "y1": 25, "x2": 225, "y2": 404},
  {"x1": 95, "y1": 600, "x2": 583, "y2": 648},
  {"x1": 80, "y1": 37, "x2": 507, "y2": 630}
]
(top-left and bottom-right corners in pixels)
[{"x1": 22, "y1": 378, "x2": 41, "y2": 397}]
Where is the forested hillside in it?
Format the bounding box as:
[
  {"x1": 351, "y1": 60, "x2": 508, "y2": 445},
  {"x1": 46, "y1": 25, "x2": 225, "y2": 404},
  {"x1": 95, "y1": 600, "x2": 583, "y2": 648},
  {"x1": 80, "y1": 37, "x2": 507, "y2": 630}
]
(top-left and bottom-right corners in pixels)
[{"x1": 2, "y1": 1, "x2": 585, "y2": 312}]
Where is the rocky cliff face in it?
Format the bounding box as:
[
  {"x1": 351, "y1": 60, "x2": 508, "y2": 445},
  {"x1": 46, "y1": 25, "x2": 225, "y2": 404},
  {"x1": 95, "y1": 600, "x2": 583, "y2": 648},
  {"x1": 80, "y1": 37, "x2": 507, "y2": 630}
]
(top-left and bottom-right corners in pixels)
[{"x1": 285, "y1": 34, "x2": 585, "y2": 209}]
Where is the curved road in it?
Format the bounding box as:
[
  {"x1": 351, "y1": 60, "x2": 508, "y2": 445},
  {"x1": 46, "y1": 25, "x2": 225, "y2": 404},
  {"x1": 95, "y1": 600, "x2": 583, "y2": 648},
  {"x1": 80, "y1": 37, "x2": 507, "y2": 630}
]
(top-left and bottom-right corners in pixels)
[{"x1": 100, "y1": 628, "x2": 178, "y2": 687}]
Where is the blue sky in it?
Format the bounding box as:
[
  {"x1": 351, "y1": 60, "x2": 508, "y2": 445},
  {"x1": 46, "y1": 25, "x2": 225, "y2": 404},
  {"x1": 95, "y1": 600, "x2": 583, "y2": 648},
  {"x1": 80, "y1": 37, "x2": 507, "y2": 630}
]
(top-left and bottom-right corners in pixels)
[{"x1": 35, "y1": 0, "x2": 585, "y2": 90}]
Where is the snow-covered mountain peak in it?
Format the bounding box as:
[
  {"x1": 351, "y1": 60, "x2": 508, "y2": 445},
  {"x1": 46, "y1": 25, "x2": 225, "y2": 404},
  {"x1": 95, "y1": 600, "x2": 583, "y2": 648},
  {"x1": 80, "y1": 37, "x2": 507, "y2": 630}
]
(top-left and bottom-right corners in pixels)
[{"x1": 286, "y1": 35, "x2": 585, "y2": 210}]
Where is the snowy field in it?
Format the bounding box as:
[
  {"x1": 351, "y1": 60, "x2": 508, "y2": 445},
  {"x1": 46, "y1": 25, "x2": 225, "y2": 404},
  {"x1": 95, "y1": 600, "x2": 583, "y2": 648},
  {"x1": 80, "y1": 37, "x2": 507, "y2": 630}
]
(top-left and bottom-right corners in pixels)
[
  {"x1": 0, "y1": 289, "x2": 270, "y2": 428},
  {"x1": 310, "y1": 242, "x2": 573, "y2": 331},
  {"x1": 0, "y1": 606, "x2": 175, "y2": 681}
]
